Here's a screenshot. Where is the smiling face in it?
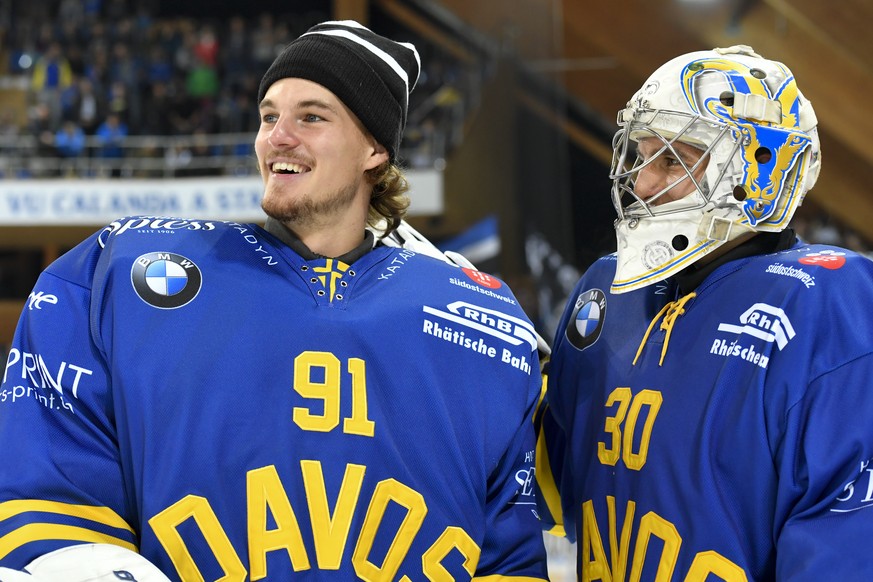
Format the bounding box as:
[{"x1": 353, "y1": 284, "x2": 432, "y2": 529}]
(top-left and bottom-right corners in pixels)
[{"x1": 255, "y1": 77, "x2": 388, "y2": 236}]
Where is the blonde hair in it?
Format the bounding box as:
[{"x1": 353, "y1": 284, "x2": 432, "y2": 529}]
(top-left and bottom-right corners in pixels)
[{"x1": 366, "y1": 162, "x2": 410, "y2": 237}]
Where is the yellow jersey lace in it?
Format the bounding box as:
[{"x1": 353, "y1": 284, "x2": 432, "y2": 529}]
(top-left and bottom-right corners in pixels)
[{"x1": 633, "y1": 292, "x2": 697, "y2": 366}]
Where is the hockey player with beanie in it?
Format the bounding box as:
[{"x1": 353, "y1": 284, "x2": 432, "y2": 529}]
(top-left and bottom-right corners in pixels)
[{"x1": 0, "y1": 21, "x2": 548, "y2": 581}]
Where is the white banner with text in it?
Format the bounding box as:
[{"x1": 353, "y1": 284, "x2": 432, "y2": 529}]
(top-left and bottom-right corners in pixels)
[{"x1": 0, "y1": 171, "x2": 443, "y2": 225}]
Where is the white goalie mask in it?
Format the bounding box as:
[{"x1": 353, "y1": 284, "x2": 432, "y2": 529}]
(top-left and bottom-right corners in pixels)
[{"x1": 609, "y1": 45, "x2": 821, "y2": 294}]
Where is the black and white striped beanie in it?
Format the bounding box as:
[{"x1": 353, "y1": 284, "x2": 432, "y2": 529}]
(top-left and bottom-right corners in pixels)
[{"x1": 258, "y1": 20, "x2": 421, "y2": 161}]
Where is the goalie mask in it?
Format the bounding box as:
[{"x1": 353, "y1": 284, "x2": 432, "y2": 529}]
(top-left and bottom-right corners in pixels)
[{"x1": 609, "y1": 45, "x2": 821, "y2": 294}]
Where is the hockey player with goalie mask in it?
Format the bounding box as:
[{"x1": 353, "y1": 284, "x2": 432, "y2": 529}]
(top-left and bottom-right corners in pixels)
[
  {"x1": 610, "y1": 44, "x2": 820, "y2": 293},
  {"x1": 536, "y1": 46, "x2": 873, "y2": 579}
]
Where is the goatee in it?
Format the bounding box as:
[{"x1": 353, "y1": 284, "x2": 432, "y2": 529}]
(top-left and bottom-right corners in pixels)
[{"x1": 262, "y1": 183, "x2": 359, "y2": 228}]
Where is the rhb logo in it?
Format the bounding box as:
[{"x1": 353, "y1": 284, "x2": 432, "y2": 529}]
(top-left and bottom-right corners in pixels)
[
  {"x1": 422, "y1": 301, "x2": 537, "y2": 350},
  {"x1": 717, "y1": 303, "x2": 795, "y2": 350}
]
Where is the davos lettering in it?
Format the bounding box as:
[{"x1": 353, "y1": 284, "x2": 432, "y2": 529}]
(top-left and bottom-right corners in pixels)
[
  {"x1": 581, "y1": 496, "x2": 746, "y2": 581},
  {"x1": 149, "y1": 461, "x2": 481, "y2": 581}
]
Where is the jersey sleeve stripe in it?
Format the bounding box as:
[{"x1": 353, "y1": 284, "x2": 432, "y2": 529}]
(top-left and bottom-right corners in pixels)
[
  {"x1": 0, "y1": 523, "x2": 137, "y2": 559},
  {"x1": 535, "y1": 431, "x2": 565, "y2": 536},
  {"x1": 532, "y1": 372, "x2": 565, "y2": 536},
  {"x1": 0, "y1": 500, "x2": 134, "y2": 532}
]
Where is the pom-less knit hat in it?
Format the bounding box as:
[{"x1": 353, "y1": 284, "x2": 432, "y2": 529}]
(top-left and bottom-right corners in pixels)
[{"x1": 258, "y1": 20, "x2": 421, "y2": 161}]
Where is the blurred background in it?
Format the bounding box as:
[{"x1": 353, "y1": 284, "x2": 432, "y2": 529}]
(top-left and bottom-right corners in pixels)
[{"x1": 1, "y1": 1, "x2": 870, "y2": 575}]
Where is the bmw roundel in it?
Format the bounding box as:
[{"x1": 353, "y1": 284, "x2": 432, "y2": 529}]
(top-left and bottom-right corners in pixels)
[
  {"x1": 131, "y1": 252, "x2": 202, "y2": 308},
  {"x1": 565, "y1": 289, "x2": 606, "y2": 350}
]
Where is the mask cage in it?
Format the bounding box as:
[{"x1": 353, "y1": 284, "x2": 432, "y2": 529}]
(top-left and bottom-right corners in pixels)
[{"x1": 610, "y1": 108, "x2": 739, "y2": 221}]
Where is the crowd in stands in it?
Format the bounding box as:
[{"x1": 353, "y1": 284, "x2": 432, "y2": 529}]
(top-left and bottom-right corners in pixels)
[
  {"x1": 0, "y1": 0, "x2": 473, "y2": 178},
  {"x1": 0, "y1": 0, "x2": 869, "y2": 257}
]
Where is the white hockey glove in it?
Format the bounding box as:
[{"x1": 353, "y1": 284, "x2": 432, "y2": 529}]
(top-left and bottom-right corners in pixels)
[
  {"x1": 0, "y1": 544, "x2": 171, "y2": 582},
  {"x1": 370, "y1": 219, "x2": 551, "y2": 356},
  {"x1": 371, "y1": 219, "x2": 476, "y2": 269}
]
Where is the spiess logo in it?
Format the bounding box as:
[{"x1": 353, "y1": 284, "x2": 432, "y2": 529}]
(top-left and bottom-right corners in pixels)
[
  {"x1": 131, "y1": 252, "x2": 202, "y2": 308},
  {"x1": 98, "y1": 217, "x2": 216, "y2": 248}
]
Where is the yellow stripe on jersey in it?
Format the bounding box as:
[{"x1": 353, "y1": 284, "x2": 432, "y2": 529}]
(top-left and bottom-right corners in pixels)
[
  {"x1": 534, "y1": 375, "x2": 566, "y2": 537},
  {"x1": 0, "y1": 499, "x2": 134, "y2": 531},
  {"x1": 0, "y1": 499, "x2": 136, "y2": 559},
  {"x1": 0, "y1": 523, "x2": 137, "y2": 559},
  {"x1": 535, "y1": 423, "x2": 566, "y2": 537}
]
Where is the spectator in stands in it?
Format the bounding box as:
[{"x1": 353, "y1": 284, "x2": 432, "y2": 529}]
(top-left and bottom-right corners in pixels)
[
  {"x1": 108, "y1": 41, "x2": 141, "y2": 122},
  {"x1": 105, "y1": 79, "x2": 131, "y2": 126},
  {"x1": 64, "y1": 76, "x2": 105, "y2": 135},
  {"x1": 30, "y1": 41, "x2": 74, "y2": 124},
  {"x1": 186, "y1": 127, "x2": 222, "y2": 177},
  {"x1": 31, "y1": 32, "x2": 61, "y2": 77},
  {"x1": 54, "y1": 120, "x2": 86, "y2": 158},
  {"x1": 192, "y1": 23, "x2": 219, "y2": 67},
  {"x1": 53, "y1": 119, "x2": 86, "y2": 176},
  {"x1": 250, "y1": 12, "x2": 278, "y2": 73},
  {"x1": 144, "y1": 45, "x2": 174, "y2": 86},
  {"x1": 139, "y1": 80, "x2": 176, "y2": 135},
  {"x1": 95, "y1": 112, "x2": 129, "y2": 170},
  {"x1": 83, "y1": 46, "x2": 111, "y2": 107},
  {"x1": 185, "y1": 54, "x2": 220, "y2": 104},
  {"x1": 221, "y1": 15, "x2": 251, "y2": 89},
  {"x1": 26, "y1": 103, "x2": 55, "y2": 152}
]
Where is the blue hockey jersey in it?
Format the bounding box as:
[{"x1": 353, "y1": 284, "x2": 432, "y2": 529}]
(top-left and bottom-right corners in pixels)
[
  {"x1": 537, "y1": 240, "x2": 873, "y2": 580},
  {"x1": 0, "y1": 216, "x2": 548, "y2": 581}
]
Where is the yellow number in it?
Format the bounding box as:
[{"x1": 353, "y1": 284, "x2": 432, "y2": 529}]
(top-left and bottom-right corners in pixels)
[
  {"x1": 598, "y1": 388, "x2": 662, "y2": 470},
  {"x1": 598, "y1": 388, "x2": 631, "y2": 466},
  {"x1": 344, "y1": 358, "x2": 375, "y2": 437},
  {"x1": 293, "y1": 351, "x2": 375, "y2": 436},
  {"x1": 293, "y1": 352, "x2": 341, "y2": 432},
  {"x1": 623, "y1": 390, "x2": 663, "y2": 471}
]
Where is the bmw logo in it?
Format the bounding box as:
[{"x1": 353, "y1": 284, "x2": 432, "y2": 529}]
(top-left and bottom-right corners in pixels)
[
  {"x1": 131, "y1": 252, "x2": 202, "y2": 309},
  {"x1": 565, "y1": 289, "x2": 606, "y2": 350}
]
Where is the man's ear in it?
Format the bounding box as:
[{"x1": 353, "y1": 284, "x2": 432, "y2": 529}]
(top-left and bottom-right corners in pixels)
[{"x1": 365, "y1": 140, "x2": 389, "y2": 171}]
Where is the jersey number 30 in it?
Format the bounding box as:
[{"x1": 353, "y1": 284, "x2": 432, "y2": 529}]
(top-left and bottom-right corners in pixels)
[{"x1": 598, "y1": 387, "x2": 662, "y2": 470}]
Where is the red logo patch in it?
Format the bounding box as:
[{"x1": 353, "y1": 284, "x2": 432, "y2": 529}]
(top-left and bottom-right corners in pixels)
[
  {"x1": 462, "y1": 267, "x2": 502, "y2": 289},
  {"x1": 798, "y1": 250, "x2": 846, "y2": 270}
]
